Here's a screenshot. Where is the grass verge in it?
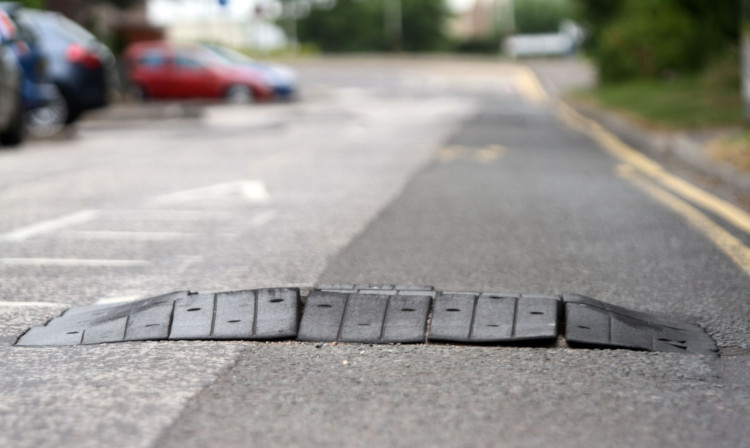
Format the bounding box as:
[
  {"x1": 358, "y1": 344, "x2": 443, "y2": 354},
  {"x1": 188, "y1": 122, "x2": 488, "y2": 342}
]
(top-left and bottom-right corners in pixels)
[
  {"x1": 708, "y1": 130, "x2": 750, "y2": 173},
  {"x1": 572, "y1": 76, "x2": 744, "y2": 130}
]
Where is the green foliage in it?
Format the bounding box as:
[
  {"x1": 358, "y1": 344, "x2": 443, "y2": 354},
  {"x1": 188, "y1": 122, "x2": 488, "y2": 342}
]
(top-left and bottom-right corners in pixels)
[
  {"x1": 596, "y1": 0, "x2": 699, "y2": 82},
  {"x1": 578, "y1": 0, "x2": 741, "y2": 82},
  {"x1": 574, "y1": 0, "x2": 621, "y2": 52},
  {"x1": 105, "y1": 0, "x2": 137, "y2": 9},
  {"x1": 296, "y1": 0, "x2": 450, "y2": 52},
  {"x1": 297, "y1": 1, "x2": 383, "y2": 52},
  {"x1": 702, "y1": 48, "x2": 741, "y2": 93},
  {"x1": 18, "y1": 0, "x2": 45, "y2": 8},
  {"x1": 452, "y1": 37, "x2": 499, "y2": 54},
  {"x1": 400, "y1": 0, "x2": 450, "y2": 52},
  {"x1": 575, "y1": 75, "x2": 743, "y2": 129},
  {"x1": 514, "y1": 0, "x2": 576, "y2": 34}
]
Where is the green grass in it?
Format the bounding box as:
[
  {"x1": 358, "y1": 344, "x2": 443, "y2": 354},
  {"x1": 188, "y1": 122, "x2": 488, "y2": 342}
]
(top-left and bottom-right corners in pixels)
[{"x1": 573, "y1": 76, "x2": 744, "y2": 130}]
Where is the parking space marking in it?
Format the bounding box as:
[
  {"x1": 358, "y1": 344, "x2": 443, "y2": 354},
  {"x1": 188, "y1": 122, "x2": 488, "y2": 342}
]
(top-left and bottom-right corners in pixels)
[
  {"x1": 63, "y1": 231, "x2": 199, "y2": 241},
  {"x1": 0, "y1": 258, "x2": 149, "y2": 267},
  {"x1": 96, "y1": 295, "x2": 148, "y2": 305},
  {"x1": 176, "y1": 255, "x2": 203, "y2": 274},
  {"x1": 0, "y1": 210, "x2": 98, "y2": 242},
  {"x1": 0, "y1": 300, "x2": 69, "y2": 308},
  {"x1": 149, "y1": 180, "x2": 271, "y2": 206},
  {"x1": 104, "y1": 210, "x2": 235, "y2": 221},
  {"x1": 250, "y1": 210, "x2": 277, "y2": 228}
]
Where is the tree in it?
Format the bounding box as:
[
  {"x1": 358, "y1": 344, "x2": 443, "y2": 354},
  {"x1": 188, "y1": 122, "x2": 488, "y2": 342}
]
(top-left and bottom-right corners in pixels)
[
  {"x1": 297, "y1": 0, "x2": 384, "y2": 52},
  {"x1": 574, "y1": 0, "x2": 621, "y2": 52},
  {"x1": 296, "y1": 0, "x2": 450, "y2": 52},
  {"x1": 18, "y1": 0, "x2": 45, "y2": 8},
  {"x1": 578, "y1": 0, "x2": 742, "y2": 82},
  {"x1": 400, "y1": 0, "x2": 450, "y2": 52},
  {"x1": 514, "y1": 0, "x2": 576, "y2": 34}
]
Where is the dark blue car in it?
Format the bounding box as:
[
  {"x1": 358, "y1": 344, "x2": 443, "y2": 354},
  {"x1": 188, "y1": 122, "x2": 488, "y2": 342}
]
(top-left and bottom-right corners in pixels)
[
  {"x1": 0, "y1": 2, "x2": 60, "y2": 137},
  {"x1": 0, "y1": 8, "x2": 24, "y2": 146},
  {"x1": 17, "y1": 8, "x2": 118, "y2": 126}
]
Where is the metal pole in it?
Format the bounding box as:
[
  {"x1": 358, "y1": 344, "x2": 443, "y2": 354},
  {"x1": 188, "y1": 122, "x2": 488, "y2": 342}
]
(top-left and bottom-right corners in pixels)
[
  {"x1": 743, "y1": 0, "x2": 750, "y2": 120},
  {"x1": 384, "y1": 0, "x2": 402, "y2": 51},
  {"x1": 507, "y1": 0, "x2": 515, "y2": 34}
]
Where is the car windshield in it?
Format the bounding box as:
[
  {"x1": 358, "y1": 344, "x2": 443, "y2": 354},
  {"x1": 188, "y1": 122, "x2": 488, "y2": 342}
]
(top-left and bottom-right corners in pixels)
[
  {"x1": 22, "y1": 10, "x2": 95, "y2": 44},
  {"x1": 201, "y1": 44, "x2": 255, "y2": 65}
]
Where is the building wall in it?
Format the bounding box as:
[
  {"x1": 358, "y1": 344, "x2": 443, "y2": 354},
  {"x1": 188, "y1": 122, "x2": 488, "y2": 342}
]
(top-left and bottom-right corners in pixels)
[{"x1": 46, "y1": 0, "x2": 163, "y2": 48}]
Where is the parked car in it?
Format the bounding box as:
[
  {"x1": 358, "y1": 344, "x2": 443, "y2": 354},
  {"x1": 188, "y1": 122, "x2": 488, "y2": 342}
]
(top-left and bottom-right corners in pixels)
[
  {"x1": 0, "y1": 9, "x2": 25, "y2": 146},
  {"x1": 0, "y1": 2, "x2": 61, "y2": 137},
  {"x1": 17, "y1": 8, "x2": 117, "y2": 125},
  {"x1": 124, "y1": 41, "x2": 273, "y2": 103},
  {"x1": 199, "y1": 43, "x2": 298, "y2": 100}
]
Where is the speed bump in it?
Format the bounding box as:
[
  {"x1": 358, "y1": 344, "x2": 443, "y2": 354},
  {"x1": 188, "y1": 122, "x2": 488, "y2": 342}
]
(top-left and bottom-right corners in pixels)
[
  {"x1": 428, "y1": 292, "x2": 560, "y2": 343},
  {"x1": 15, "y1": 288, "x2": 300, "y2": 346},
  {"x1": 297, "y1": 290, "x2": 431, "y2": 343},
  {"x1": 14, "y1": 285, "x2": 718, "y2": 355},
  {"x1": 563, "y1": 294, "x2": 718, "y2": 355}
]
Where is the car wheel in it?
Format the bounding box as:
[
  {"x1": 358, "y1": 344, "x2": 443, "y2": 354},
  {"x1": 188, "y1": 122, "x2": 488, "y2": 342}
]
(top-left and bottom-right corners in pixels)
[
  {"x1": 25, "y1": 86, "x2": 68, "y2": 139},
  {"x1": 226, "y1": 84, "x2": 253, "y2": 104},
  {"x1": 129, "y1": 84, "x2": 147, "y2": 102},
  {"x1": 0, "y1": 93, "x2": 25, "y2": 147}
]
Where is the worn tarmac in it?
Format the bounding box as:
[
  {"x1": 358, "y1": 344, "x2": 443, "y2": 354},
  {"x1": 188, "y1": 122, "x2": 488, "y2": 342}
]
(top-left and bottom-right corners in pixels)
[{"x1": 1, "y1": 58, "x2": 749, "y2": 448}]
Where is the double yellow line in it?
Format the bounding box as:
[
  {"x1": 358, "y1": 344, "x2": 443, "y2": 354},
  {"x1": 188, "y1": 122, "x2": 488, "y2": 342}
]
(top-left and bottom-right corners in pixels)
[{"x1": 517, "y1": 66, "x2": 750, "y2": 278}]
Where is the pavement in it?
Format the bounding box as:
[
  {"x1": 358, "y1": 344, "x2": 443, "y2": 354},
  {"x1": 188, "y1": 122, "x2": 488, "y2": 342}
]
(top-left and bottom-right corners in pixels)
[{"x1": 1, "y1": 57, "x2": 749, "y2": 448}]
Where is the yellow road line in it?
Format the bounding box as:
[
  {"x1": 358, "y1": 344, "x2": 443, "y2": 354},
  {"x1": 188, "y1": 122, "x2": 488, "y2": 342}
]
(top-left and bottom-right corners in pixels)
[
  {"x1": 437, "y1": 145, "x2": 467, "y2": 163},
  {"x1": 618, "y1": 167, "x2": 750, "y2": 277},
  {"x1": 515, "y1": 65, "x2": 750, "y2": 276},
  {"x1": 474, "y1": 144, "x2": 506, "y2": 163},
  {"x1": 556, "y1": 101, "x2": 750, "y2": 236},
  {"x1": 515, "y1": 66, "x2": 550, "y2": 105},
  {"x1": 437, "y1": 144, "x2": 507, "y2": 164}
]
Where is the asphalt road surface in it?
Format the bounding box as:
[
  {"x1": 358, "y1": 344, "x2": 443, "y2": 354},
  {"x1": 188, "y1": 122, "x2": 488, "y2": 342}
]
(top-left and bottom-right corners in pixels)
[{"x1": 1, "y1": 58, "x2": 749, "y2": 448}]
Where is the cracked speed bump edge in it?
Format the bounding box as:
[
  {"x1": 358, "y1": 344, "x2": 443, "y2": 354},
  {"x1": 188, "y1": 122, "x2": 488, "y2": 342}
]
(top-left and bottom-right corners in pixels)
[{"x1": 14, "y1": 285, "x2": 718, "y2": 356}]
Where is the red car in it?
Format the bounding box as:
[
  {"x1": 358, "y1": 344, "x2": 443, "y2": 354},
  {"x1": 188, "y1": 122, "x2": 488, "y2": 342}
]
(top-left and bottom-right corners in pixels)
[{"x1": 124, "y1": 41, "x2": 273, "y2": 103}]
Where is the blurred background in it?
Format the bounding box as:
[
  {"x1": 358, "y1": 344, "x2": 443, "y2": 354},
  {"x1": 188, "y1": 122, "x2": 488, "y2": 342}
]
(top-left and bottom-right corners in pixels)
[{"x1": 0, "y1": 0, "x2": 748, "y2": 177}]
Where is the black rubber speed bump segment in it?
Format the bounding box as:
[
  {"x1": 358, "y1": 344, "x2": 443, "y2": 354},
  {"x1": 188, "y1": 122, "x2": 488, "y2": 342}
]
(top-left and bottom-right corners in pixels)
[
  {"x1": 15, "y1": 285, "x2": 717, "y2": 356},
  {"x1": 297, "y1": 290, "x2": 431, "y2": 343},
  {"x1": 15, "y1": 288, "x2": 300, "y2": 346},
  {"x1": 428, "y1": 292, "x2": 560, "y2": 343},
  {"x1": 563, "y1": 294, "x2": 718, "y2": 356}
]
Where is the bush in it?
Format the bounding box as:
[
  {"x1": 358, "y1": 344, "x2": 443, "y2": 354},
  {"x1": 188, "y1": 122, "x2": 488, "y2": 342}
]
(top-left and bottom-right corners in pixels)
[
  {"x1": 452, "y1": 38, "x2": 500, "y2": 54},
  {"x1": 514, "y1": 0, "x2": 576, "y2": 34},
  {"x1": 702, "y1": 48, "x2": 741, "y2": 93},
  {"x1": 296, "y1": 0, "x2": 449, "y2": 52},
  {"x1": 595, "y1": 0, "x2": 700, "y2": 82}
]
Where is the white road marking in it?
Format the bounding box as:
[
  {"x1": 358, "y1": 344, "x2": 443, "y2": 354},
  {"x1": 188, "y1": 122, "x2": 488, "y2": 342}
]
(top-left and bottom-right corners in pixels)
[
  {"x1": 95, "y1": 294, "x2": 146, "y2": 305},
  {"x1": 63, "y1": 231, "x2": 198, "y2": 241},
  {"x1": 0, "y1": 210, "x2": 98, "y2": 242},
  {"x1": 149, "y1": 180, "x2": 271, "y2": 206},
  {"x1": 0, "y1": 300, "x2": 69, "y2": 308},
  {"x1": 104, "y1": 210, "x2": 234, "y2": 220},
  {"x1": 0, "y1": 258, "x2": 148, "y2": 267},
  {"x1": 250, "y1": 210, "x2": 277, "y2": 227},
  {"x1": 177, "y1": 255, "x2": 203, "y2": 274}
]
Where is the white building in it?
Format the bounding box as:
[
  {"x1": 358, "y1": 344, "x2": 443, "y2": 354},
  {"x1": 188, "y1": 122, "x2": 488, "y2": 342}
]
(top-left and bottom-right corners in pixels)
[{"x1": 147, "y1": 0, "x2": 287, "y2": 50}]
